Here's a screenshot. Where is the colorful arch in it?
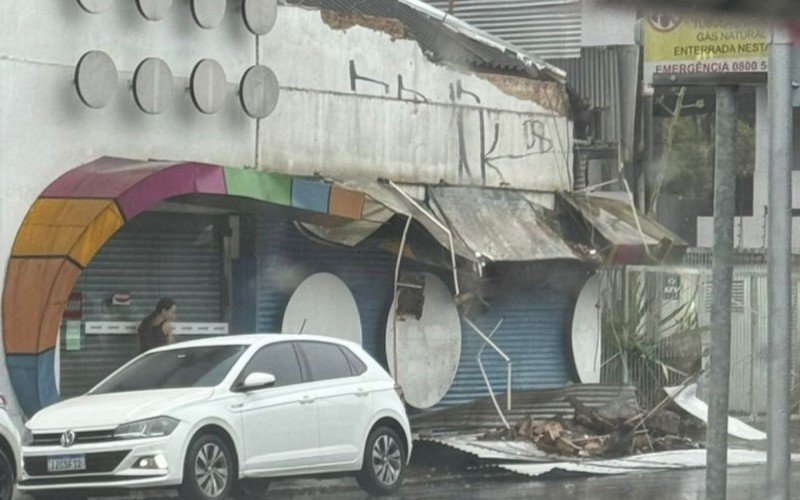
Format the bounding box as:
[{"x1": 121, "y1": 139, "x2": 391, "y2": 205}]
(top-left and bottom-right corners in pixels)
[{"x1": 3, "y1": 157, "x2": 368, "y2": 415}]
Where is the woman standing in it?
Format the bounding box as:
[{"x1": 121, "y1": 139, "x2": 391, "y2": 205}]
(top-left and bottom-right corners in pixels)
[{"x1": 137, "y1": 298, "x2": 177, "y2": 353}]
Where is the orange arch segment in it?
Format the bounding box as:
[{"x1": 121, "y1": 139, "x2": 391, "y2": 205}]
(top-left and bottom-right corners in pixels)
[
  {"x1": 12, "y1": 199, "x2": 124, "y2": 267},
  {"x1": 2, "y1": 258, "x2": 82, "y2": 354}
]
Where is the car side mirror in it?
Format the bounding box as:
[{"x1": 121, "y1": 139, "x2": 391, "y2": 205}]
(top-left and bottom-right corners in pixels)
[{"x1": 239, "y1": 372, "x2": 276, "y2": 392}]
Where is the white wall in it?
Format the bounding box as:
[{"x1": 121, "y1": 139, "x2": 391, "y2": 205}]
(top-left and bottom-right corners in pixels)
[
  {"x1": 258, "y1": 7, "x2": 571, "y2": 188},
  {"x1": 0, "y1": 0, "x2": 571, "y2": 418}
]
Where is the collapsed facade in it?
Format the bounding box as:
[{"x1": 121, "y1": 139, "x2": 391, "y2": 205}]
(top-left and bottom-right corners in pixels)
[{"x1": 0, "y1": 0, "x2": 681, "y2": 421}]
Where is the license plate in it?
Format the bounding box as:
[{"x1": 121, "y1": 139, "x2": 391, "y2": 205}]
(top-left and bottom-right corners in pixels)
[{"x1": 47, "y1": 455, "x2": 86, "y2": 473}]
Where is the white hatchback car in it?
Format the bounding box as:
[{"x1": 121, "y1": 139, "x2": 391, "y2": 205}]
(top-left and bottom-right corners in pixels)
[
  {"x1": 0, "y1": 394, "x2": 20, "y2": 500},
  {"x1": 19, "y1": 334, "x2": 411, "y2": 500}
]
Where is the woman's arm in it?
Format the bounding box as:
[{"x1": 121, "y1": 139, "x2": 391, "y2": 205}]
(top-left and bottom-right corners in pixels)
[{"x1": 161, "y1": 321, "x2": 176, "y2": 344}]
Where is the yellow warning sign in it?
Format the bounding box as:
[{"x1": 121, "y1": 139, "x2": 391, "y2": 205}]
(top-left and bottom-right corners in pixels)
[{"x1": 643, "y1": 14, "x2": 768, "y2": 89}]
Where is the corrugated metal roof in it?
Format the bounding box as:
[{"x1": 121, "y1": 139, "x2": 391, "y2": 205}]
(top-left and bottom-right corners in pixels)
[
  {"x1": 549, "y1": 47, "x2": 639, "y2": 151},
  {"x1": 561, "y1": 192, "x2": 688, "y2": 247},
  {"x1": 412, "y1": 384, "x2": 637, "y2": 433},
  {"x1": 428, "y1": 187, "x2": 579, "y2": 262},
  {"x1": 425, "y1": 0, "x2": 583, "y2": 60},
  {"x1": 287, "y1": 0, "x2": 566, "y2": 82},
  {"x1": 499, "y1": 449, "x2": 770, "y2": 476},
  {"x1": 550, "y1": 48, "x2": 620, "y2": 113}
]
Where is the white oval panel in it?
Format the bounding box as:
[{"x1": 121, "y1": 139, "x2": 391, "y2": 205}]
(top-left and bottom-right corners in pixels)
[
  {"x1": 133, "y1": 57, "x2": 174, "y2": 115},
  {"x1": 243, "y1": 0, "x2": 278, "y2": 35},
  {"x1": 77, "y1": 0, "x2": 112, "y2": 14},
  {"x1": 386, "y1": 273, "x2": 461, "y2": 409},
  {"x1": 190, "y1": 59, "x2": 227, "y2": 115},
  {"x1": 75, "y1": 50, "x2": 118, "y2": 109},
  {"x1": 282, "y1": 273, "x2": 362, "y2": 345},
  {"x1": 571, "y1": 275, "x2": 602, "y2": 383},
  {"x1": 191, "y1": 0, "x2": 226, "y2": 29},
  {"x1": 239, "y1": 65, "x2": 279, "y2": 119},
  {"x1": 136, "y1": 0, "x2": 173, "y2": 21}
]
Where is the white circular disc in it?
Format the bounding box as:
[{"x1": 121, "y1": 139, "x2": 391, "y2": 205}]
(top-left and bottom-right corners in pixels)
[
  {"x1": 133, "y1": 58, "x2": 174, "y2": 115},
  {"x1": 76, "y1": 0, "x2": 112, "y2": 14},
  {"x1": 191, "y1": 0, "x2": 226, "y2": 29},
  {"x1": 190, "y1": 59, "x2": 227, "y2": 114},
  {"x1": 75, "y1": 51, "x2": 118, "y2": 109},
  {"x1": 282, "y1": 273, "x2": 362, "y2": 345},
  {"x1": 386, "y1": 273, "x2": 461, "y2": 409},
  {"x1": 239, "y1": 65, "x2": 279, "y2": 119},
  {"x1": 571, "y1": 275, "x2": 602, "y2": 383},
  {"x1": 243, "y1": 0, "x2": 278, "y2": 35},
  {"x1": 136, "y1": 0, "x2": 173, "y2": 21}
]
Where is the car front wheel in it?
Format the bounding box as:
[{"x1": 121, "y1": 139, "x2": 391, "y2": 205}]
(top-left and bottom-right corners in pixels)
[
  {"x1": 356, "y1": 426, "x2": 406, "y2": 496},
  {"x1": 0, "y1": 448, "x2": 13, "y2": 500},
  {"x1": 180, "y1": 434, "x2": 235, "y2": 500}
]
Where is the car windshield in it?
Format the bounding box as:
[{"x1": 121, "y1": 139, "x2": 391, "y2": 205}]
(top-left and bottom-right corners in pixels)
[{"x1": 91, "y1": 345, "x2": 247, "y2": 394}]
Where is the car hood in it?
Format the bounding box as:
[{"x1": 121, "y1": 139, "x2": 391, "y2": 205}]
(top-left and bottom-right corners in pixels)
[{"x1": 27, "y1": 388, "x2": 215, "y2": 431}]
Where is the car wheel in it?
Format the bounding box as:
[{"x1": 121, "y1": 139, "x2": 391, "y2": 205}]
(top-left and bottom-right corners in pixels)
[
  {"x1": 179, "y1": 434, "x2": 235, "y2": 500},
  {"x1": 356, "y1": 426, "x2": 406, "y2": 496},
  {"x1": 234, "y1": 478, "x2": 270, "y2": 499},
  {"x1": 0, "y1": 449, "x2": 13, "y2": 500}
]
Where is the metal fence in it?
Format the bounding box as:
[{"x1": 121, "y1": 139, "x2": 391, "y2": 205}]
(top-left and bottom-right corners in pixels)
[{"x1": 599, "y1": 264, "x2": 800, "y2": 421}]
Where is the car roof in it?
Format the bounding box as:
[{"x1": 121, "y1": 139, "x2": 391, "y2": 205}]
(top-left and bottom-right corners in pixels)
[{"x1": 149, "y1": 333, "x2": 358, "y2": 352}]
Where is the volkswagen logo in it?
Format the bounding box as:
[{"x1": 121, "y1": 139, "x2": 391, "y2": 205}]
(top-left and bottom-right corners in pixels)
[{"x1": 60, "y1": 429, "x2": 76, "y2": 448}]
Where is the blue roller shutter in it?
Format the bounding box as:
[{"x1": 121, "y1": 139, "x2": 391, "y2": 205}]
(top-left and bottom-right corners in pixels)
[
  {"x1": 440, "y1": 285, "x2": 574, "y2": 406},
  {"x1": 256, "y1": 211, "x2": 575, "y2": 408},
  {"x1": 255, "y1": 212, "x2": 396, "y2": 362}
]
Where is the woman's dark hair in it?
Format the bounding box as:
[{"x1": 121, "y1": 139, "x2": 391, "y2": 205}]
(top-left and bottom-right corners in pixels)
[
  {"x1": 138, "y1": 298, "x2": 175, "y2": 335},
  {"x1": 155, "y1": 297, "x2": 176, "y2": 314}
]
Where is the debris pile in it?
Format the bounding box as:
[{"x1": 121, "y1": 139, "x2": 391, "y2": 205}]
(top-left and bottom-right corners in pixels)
[{"x1": 480, "y1": 396, "x2": 703, "y2": 458}]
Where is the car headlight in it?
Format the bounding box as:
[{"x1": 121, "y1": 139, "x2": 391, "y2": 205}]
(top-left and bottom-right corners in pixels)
[
  {"x1": 114, "y1": 417, "x2": 179, "y2": 440},
  {"x1": 21, "y1": 427, "x2": 33, "y2": 446}
]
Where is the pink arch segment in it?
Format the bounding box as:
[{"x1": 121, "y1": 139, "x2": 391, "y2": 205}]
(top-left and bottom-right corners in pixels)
[{"x1": 41, "y1": 158, "x2": 228, "y2": 219}]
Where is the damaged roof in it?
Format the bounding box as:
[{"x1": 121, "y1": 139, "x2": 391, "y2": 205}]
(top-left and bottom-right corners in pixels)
[
  {"x1": 286, "y1": 0, "x2": 566, "y2": 83},
  {"x1": 561, "y1": 192, "x2": 687, "y2": 247},
  {"x1": 429, "y1": 187, "x2": 579, "y2": 262}
]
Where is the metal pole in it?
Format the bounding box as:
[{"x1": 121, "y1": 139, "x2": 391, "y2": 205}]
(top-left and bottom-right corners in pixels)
[
  {"x1": 767, "y1": 27, "x2": 793, "y2": 500},
  {"x1": 391, "y1": 215, "x2": 413, "y2": 384},
  {"x1": 706, "y1": 85, "x2": 737, "y2": 500},
  {"x1": 640, "y1": 95, "x2": 655, "y2": 213},
  {"x1": 387, "y1": 180, "x2": 460, "y2": 295}
]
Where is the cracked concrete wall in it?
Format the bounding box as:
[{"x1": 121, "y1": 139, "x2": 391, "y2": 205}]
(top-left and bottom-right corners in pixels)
[{"x1": 258, "y1": 6, "x2": 571, "y2": 189}]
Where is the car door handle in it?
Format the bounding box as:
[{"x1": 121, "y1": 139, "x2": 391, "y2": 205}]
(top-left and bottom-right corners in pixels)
[
  {"x1": 229, "y1": 403, "x2": 244, "y2": 410},
  {"x1": 356, "y1": 388, "x2": 369, "y2": 398},
  {"x1": 299, "y1": 395, "x2": 315, "y2": 405}
]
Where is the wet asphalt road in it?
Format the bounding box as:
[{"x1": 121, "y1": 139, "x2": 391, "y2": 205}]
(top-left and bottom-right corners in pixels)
[{"x1": 13, "y1": 463, "x2": 800, "y2": 499}]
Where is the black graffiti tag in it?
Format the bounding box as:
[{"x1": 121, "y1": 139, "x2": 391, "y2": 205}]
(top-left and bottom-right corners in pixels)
[{"x1": 524, "y1": 119, "x2": 553, "y2": 154}]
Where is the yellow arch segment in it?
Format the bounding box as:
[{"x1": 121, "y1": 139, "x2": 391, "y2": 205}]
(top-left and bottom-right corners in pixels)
[{"x1": 12, "y1": 198, "x2": 124, "y2": 267}]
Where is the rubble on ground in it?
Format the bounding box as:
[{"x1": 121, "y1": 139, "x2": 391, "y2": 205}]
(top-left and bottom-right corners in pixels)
[{"x1": 479, "y1": 395, "x2": 703, "y2": 458}]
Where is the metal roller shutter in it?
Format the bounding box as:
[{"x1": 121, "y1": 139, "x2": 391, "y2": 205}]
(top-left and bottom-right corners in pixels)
[
  {"x1": 256, "y1": 211, "x2": 576, "y2": 409},
  {"x1": 256, "y1": 212, "x2": 397, "y2": 362},
  {"x1": 59, "y1": 213, "x2": 224, "y2": 398},
  {"x1": 440, "y1": 285, "x2": 573, "y2": 406}
]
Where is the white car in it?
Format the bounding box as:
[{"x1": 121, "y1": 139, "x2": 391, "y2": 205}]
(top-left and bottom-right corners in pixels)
[
  {"x1": 19, "y1": 334, "x2": 411, "y2": 500},
  {"x1": 0, "y1": 394, "x2": 20, "y2": 500}
]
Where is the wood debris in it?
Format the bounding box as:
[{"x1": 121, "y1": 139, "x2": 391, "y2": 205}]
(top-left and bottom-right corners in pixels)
[{"x1": 480, "y1": 396, "x2": 703, "y2": 458}]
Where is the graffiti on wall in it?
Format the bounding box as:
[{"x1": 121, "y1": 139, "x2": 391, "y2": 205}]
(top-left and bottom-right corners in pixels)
[{"x1": 348, "y1": 60, "x2": 560, "y2": 187}]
